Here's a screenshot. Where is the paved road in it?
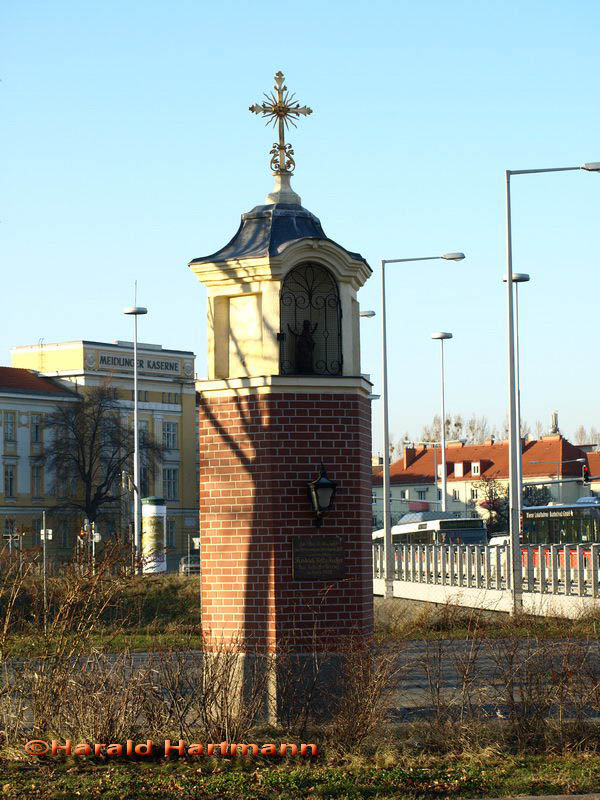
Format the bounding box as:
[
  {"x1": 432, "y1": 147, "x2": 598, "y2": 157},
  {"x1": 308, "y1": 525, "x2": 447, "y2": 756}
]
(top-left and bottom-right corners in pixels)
[{"x1": 5, "y1": 639, "x2": 600, "y2": 717}]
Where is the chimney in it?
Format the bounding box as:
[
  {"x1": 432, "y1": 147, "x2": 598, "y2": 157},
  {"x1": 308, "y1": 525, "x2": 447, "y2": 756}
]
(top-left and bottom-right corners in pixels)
[
  {"x1": 371, "y1": 455, "x2": 383, "y2": 467},
  {"x1": 404, "y1": 446, "x2": 416, "y2": 469},
  {"x1": 550, "y1": 410, "x2": 559, "y2": 435}
]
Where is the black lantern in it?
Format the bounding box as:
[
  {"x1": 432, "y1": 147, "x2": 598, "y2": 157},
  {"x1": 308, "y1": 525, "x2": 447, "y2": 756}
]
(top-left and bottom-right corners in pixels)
[{"x1": 307, "y1": 463, "x2": 338, "y2": 527}]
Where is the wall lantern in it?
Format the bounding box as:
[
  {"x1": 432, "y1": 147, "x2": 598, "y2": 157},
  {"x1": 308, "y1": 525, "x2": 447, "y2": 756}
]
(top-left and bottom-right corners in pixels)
[{"x1": 307, "y1": 463, "x2": 338, "y2": 527}]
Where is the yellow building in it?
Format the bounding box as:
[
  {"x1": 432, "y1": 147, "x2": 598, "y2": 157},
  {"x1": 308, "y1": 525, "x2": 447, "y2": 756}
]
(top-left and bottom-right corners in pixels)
[{"x1": 11, "y1": 339, "x2": 198, "y2": 570}]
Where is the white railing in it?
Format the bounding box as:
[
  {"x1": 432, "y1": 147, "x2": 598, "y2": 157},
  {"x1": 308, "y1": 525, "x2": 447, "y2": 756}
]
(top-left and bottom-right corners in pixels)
[{"x1": 372, "y1": 542, "x2": 600, "y2": 598}]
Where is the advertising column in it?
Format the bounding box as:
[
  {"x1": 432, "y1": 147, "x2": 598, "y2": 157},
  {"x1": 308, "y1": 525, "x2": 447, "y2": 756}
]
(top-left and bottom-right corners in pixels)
[{"x1": 141, "y1": 497, "x2": 167, "y2": 573}]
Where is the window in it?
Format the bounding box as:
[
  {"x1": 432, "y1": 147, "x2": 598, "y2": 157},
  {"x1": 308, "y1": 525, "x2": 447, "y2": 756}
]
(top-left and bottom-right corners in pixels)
[
  {"x1": 166, "y1": 518, "x2": 176, "y2": 548},
  {"x1": 4, "y1": 465, "x2": 16, "y2": 497},
  {"x1": 162, "y1": 392, "x2": 178, "y2": 404},
  {"x1": 31, "y1": 414, "x2": 42, "y2": 443},
  {"x1": 455, "y1": 462, "x2": 464, "y2": 478},
  {"x1": 162, "y1": 421, "x2": 178, "y2": 449},
  {"x1": 452, "y1": 489, "x2": 460, "y2": 501},
  {"x1": 416, "y1": 489, "x2": 427, "y2": 500},
  {"x1": 4, "y1": 412, "x2": 15, "y2": 442},
  {"x1": 163, "y1": 467, "x2": 179, "y2": 501},
  {"x1": 138, "y1": 419, "x2": 149, "y2": 446},
  {"x1": 32, "y1": 518, "x2": 42, "y2": 545},
  {"x1": 4, "y1": 518, "x2": 15, "y2": 536},
  {"x1": 437, "y1": 489, "x2": 442, "y2": 500},
  {"x1": 472, "y1": 462, "x2": 480, "y2": 476},
  {"x1": 132, "y1": 390, "x2": 148, "y2": 402},
  {"x1": 470, "y1": 488, "x2": 479, "y2": 500},
  {"x1": 371, "y1": 493, "x2": 377, "y2": 505},
  {"x1": 31, "y1": 465, "x2": 43, "y2": 497},
  {"x1": 400, "y1": 489, "x2": 409, "y2": 500},
  {"x1": 140, "y1": 465, "x2": 150, "y2": 498}
]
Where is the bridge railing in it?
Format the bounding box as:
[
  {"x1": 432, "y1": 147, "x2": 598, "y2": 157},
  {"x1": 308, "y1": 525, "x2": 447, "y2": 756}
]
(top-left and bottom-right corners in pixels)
[{"x1": 372, "y1": 542, "x2": 600, "y2": 597}]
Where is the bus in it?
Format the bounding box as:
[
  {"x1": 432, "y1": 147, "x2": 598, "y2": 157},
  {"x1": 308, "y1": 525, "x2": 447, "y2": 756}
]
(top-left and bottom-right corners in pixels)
[
  {"x1": 522, "y1": 498, "x2": 600, "y2": 545},
  {"x1": 372, "y1": 511, "x2": 487, "y2": 546}
]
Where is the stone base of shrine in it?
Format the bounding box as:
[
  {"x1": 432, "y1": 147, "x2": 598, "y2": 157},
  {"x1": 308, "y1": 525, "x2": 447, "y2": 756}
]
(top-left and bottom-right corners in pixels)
[
  {"x1": 197, "y1": 374, "x2": 374, "y2": 721},
  {"x1": 201, "y1": 645, "x2": 370, "y2": 725}
]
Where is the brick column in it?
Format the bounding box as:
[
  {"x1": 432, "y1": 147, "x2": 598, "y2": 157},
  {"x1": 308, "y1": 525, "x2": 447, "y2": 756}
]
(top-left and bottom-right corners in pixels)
[{"x1": 198, "y1": 383, "x2": 373, "y2": 654}]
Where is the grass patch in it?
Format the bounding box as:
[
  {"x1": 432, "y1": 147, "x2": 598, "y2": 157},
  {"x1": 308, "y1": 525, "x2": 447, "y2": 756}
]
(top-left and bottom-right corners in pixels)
[
  {"x1": 374, "y1": 597, "x2": 600, "y2": 640},
  {"x1": 1, "y1": 754, "x2": 600, "y2": 799}
]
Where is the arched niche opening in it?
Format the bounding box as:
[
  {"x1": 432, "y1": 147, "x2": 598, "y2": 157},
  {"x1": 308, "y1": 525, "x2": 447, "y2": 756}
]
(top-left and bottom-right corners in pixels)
[{"x1": 279, "y1": 262, "x2": 342, "y2": 376}]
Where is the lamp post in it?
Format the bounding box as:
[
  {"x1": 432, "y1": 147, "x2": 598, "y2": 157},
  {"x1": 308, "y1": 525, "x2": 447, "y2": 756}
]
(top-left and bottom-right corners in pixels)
[
  {"x1": 431, "y1": 332, "x2": 453, "y2": 512},
  {"x1": 505, "y1": 163, "x2": 600, "y2": 615},
  {"x1": 381, "y1": 252, "x2": 465, "y2": 598},
  {"x1": 502, "y1": 273, "x2": 530, "y2": 526},
  {"x1": 123, "y1": 304, "x2": 148, "y2": 572},
  {"x1": 529, "y1": 458, "x2": 585, "y2": 503}
]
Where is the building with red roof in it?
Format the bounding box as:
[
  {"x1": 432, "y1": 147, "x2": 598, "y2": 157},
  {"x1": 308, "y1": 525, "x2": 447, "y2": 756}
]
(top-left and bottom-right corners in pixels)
[
  {"x1": 0, "y1": 367, "x2": 79, "y2": 548},
  {"x1": 372, "y1": 435, "x2": 596, "y2": 528}
]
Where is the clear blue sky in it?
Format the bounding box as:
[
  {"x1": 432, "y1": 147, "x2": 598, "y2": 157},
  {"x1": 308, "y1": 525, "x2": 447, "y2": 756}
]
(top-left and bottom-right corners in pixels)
[{"x1": 3, "y1": 0, "x2": 600, "y2": 450}]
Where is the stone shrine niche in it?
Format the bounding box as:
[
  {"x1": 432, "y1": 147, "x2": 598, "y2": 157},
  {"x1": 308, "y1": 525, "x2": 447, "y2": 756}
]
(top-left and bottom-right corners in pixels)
[{"x1": 279, "y1": 262, "x2": 342, "y2": 376}]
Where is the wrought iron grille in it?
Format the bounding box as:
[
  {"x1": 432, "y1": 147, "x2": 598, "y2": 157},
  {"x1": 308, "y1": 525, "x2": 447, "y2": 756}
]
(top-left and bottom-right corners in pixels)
[{"x1": 279, "y1": 262, "x2": 342, "y2": 376}]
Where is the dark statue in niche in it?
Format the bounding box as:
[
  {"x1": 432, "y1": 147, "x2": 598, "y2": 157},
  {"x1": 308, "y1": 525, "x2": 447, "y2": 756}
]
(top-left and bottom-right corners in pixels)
[
  {"x1": 288, "y1": 319, "x2": 318, "y2": 374},
  {"x1": 279, "y1": 262, "x2": 342, "y2": 376}
]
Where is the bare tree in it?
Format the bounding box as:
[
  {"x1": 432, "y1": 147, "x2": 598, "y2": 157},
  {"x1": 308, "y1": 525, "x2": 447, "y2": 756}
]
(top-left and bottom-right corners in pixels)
[
  {"x1": 463, "y1": 414, "x2": 490, "y2": 444},
  {"x1": 534, "y1": 419, "x2": 545, "y2": 439},
  {"x1": 38, "y1": 386, "x2": 165, "y2": 524},
  {"x1": 475, "y1": 477, "x2": 508, "y2": 534},
  {"x1": 574, "y1": 425, "x2": 589, "y2": 445}
]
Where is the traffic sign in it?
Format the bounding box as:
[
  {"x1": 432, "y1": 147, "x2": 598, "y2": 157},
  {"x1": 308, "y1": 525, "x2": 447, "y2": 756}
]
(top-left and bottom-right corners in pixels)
[{"x1": 192, "y1": 537, "x2": 200, "y2": 548}]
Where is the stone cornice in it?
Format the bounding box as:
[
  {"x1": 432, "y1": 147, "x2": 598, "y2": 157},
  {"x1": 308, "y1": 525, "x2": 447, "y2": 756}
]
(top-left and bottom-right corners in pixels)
[
  {"x1": 196, "y1": 374, "x2": 373, "y2": 399},
  {"x1": 189, "y1": 238, "x2": 371, "y2": 292}
]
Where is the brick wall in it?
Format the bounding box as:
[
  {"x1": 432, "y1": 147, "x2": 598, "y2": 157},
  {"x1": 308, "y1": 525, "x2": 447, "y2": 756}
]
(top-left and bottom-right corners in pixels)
[{"x1": 198, "y1": 390, "x2": 373, "y2": 652}]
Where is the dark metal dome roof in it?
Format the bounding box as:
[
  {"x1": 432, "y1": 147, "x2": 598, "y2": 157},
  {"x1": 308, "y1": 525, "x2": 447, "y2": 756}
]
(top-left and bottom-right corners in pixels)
[{"x1": 189, "y1": 202, "x2": 366, "y2": 265}]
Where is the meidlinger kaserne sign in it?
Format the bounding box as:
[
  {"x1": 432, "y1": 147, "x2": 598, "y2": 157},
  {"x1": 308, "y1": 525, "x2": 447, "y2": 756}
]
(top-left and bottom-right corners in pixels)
[{"x1": 98, "y1": 353, "x2": 180, "y2": 374}]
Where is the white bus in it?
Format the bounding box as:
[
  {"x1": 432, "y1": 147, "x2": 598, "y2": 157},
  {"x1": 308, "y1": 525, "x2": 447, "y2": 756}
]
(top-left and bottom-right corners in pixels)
[{"x1": 372, "y1": 511, "x2": 487, "y2": 546}]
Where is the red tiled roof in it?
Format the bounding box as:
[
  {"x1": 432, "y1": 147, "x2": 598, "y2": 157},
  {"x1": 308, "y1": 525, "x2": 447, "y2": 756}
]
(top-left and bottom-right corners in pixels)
[
  {"x1": 372, "y1": 436, "x2": 588, "y2": 484},
  {"x1": 0, "y1": 367, "x2": 74, "y2": 395}
]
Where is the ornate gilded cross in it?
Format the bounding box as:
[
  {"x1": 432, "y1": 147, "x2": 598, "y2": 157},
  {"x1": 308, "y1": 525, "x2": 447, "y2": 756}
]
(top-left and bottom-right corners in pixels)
[{"x1": 249, "y1": 71, "x2": 313, "y2": 174}]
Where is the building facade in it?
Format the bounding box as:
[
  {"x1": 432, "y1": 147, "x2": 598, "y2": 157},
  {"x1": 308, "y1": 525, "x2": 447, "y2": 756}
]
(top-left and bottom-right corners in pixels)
[
  {"x1": 0, "y1": 367, "x2": 80, "y2": 552},
  {"x1": 372, "y1": 435, "x2": 597, "y2": 529},
  {"x1": 11, "y1": 339, "x2": 198, "y2": 570}
]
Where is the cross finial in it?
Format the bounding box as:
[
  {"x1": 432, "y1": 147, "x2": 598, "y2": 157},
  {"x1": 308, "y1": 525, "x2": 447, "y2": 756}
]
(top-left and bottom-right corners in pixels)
[{"x1": 249, "y1": 71, "x2": 313, "y2": 175}]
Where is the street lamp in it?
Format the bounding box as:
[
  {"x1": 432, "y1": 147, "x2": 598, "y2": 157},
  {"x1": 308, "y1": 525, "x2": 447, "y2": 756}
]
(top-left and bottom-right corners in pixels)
[
  {"x1": 431, "y1": 333, "x2": 452, "y2": 512},
  {"x1": 381, "y1": 252, "x2": 465, "y2": 598},
  {"x1": 360, "y1": 310, "x2": 376, "y2": 318},
  {"x1": 502, "y1": 273, "x2": 530, "y2": 522},
  {"x1": 123, "y1": 303, "x2": 148, "y2": 571},
  {"x1": 529, "y1": 458, "x2": 585, "y2": 503},
  {"x1": 505, "y1": 162, "x2": 599, "y2": 615}
]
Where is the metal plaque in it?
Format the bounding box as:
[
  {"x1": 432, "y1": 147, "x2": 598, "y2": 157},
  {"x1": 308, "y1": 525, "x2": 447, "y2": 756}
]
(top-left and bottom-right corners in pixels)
[{"x1": 292, "y1": 535, "x2": 346, "y2": 582}]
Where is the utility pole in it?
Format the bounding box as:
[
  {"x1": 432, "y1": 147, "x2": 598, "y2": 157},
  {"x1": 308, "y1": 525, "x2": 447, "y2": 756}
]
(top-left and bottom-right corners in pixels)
[{"x1": 42, "y1": 510, "x2": 48, "y2": 636}]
